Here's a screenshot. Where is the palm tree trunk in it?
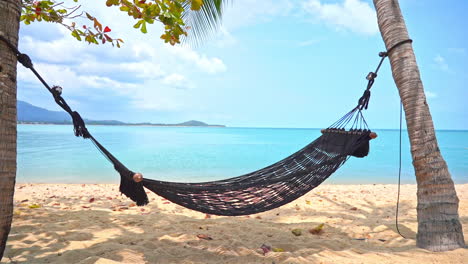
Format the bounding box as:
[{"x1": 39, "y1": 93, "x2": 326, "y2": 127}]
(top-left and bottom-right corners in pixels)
[
  {"x1": 0, "y1": 0, "x2": 21, "y2": 260},
  {"x1": 373, "y1": 0, "x2": 465, "y2": 251}
]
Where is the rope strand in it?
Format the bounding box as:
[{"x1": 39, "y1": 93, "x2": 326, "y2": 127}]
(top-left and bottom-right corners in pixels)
[{"x1": 395, "y1": 101, "x2": 406, "y2": 239}]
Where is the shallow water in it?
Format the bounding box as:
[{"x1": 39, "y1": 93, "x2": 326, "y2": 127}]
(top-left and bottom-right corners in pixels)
[{"x1": 17, "y1": 125, "x2": 468, "y2": 184}]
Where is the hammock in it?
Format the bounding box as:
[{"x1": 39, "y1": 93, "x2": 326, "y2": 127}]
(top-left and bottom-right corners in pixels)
[{"x1": 1, "y1": 35, "x2": 409, "y2": 216}]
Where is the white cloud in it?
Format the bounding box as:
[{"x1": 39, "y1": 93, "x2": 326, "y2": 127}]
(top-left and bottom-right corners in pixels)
[
  {"x1": 222, "y1": 0, "x2": 295, "y2": 30},
  {"x1": 434, "y1": 54, "x2": 450, "y2": 72},
  {"x1": 298, "y1": 38, "x2": 322, "y2": 47},
  {"x1": 17, "y1": 1, "x2": 228, "y2": 113},
  {"x1": 168, "y1": 45, "x2": 227, "y2": 74},
  {"x1": 425, "y1": 91, "x2": 437, "y2": 99},
  {"x1": 448, "y1": 48, "x2": 466, "y2": 55},
  {"x1": 302, "y1": 0, "x2": 378, "y2": 35},
  {"x1": 162, "y1": 74, "x2": 195, "y2": 90}
]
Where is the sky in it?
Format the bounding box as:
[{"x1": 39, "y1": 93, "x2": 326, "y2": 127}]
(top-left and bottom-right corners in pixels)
[{"x1": 17, "y1": 0, "x2": 468, "y2": 129}]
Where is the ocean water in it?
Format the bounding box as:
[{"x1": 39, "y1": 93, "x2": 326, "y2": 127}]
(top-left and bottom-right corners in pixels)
[{"x1": 17, "y1": 125, "x2": 468, "y2": 184}]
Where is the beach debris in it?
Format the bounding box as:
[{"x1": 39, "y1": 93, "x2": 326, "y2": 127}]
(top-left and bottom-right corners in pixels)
[
  {"x1": 20, "y1": 199, "x2": 29, "y2": 203},
  {"x1": 89, "y1": 198, "x2": 95, "y2": 203},
  {"x1": 272, "y1": 247, "x2": 285, "y2": 252},
  {"x1": 28, "y1": 204, "x2": 41, "y2": 209},
  {"x1": 306, "y1": 200, "x2": 311, "y2": 205},
  {"x1": 295, "y1": 204, "x2": 300, "y2": 210},
  {"x1": 378, "y1": 239, "x2": 387, "y2": 242},
  {"x1": 350, "y1": 207, "x2": 358, "y2": 211},
  {"x1": 49, "y1": 195, "x2": 56, "y2": 198},
  {"x1": 309, "y1": 223, "x2": 325, "y2": 235},
  {"x1": 52, "y1": 203, "x2": 60, "y2": 206},
  {"x1": 291, "y1": 228, "x2": 302, "y2": 236},
  {"x1": 111, "y1": 206, "x2": 129, "y2": 211},
  {"x1": 260, "y1": 244, "x2": 272, "y2": 255},
  {"x1": 205, "y1": 214, "x2": 211, "y2": 219},
  {"x1": 81, "y1": 206, "x2": 90, "y2": 209},
  {"x1": 255, "y1": 216, "x2": 262, "y2": 219},
  {"x1": 197, "y1": 234, "x2": 213, "y2": 240},
  {"x1": 129, "y1": 203, "x2": 136, "y2": 207}
]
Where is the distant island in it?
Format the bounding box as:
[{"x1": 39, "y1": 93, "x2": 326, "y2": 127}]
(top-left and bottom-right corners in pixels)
[{"x1": 17, "y1": 101, "x2": 225, "y2": 127}]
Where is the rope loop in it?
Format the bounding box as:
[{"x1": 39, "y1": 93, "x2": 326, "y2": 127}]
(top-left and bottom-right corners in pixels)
[{"x1": 386, "y1": 39, "x2": 413, "y2": 55}]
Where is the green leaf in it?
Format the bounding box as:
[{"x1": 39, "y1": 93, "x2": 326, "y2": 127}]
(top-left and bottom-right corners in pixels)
[
  {"x1": 71, "y1": 30, "x2": 81, "y2": 41},
  {"x1": 291, "y1": 228, "x2": 302, "y2": 236},
  {"x1": 133, "y1": 20, "x2": 143, "y2": 29},
  {"x1": 191, "y1": 0, "x2": 203, "y2": 11},
  {"x1": 140, "y1": 21, "x2": 147, "y2": 33}
]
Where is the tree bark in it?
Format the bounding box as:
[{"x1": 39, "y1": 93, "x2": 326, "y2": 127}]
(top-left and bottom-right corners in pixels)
[
  {"x1": 0, "y1": 0, "x2": 21, "y2": 260},
  {"x1": 373, "y1": 0, "x2": 465, "y2": 251}
]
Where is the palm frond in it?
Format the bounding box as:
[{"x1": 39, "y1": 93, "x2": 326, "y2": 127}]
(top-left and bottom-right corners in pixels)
[{"x1": 182, "y1": 0, "x2": 230, "y2": 46}]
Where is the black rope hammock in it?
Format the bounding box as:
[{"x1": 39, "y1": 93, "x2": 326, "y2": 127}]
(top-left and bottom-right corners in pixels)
[{"x1": 0, "y1": 34, "x2": 412, "y2": 216}]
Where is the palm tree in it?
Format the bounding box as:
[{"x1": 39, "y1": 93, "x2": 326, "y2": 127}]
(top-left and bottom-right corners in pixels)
[
  {"x1": 0, "y1": 0, "x2": 20, "y2": 260},
  {"x1": 373, "y1": 0, "x2": 464, "y2": 251},
  {"x1": 182, "y1": 0, "x2": 228, "y2": 45}
]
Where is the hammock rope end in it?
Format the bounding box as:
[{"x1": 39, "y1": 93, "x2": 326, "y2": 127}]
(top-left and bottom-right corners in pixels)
[{"x1": 119, "y1": 170, "x2": 149, "y2": 206}]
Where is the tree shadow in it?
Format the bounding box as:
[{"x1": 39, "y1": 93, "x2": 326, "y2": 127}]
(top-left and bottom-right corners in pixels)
[{"x1": 2, "y1": 184, "x2": 467, "y2": 264}]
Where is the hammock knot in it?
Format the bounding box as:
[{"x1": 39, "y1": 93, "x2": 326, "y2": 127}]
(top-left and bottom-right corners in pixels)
[
  {"x1": 358, "y1": 89, "x2": 371, "y2": 110},
  {"x1": 366, "y1": 72, "x2": 377, "y2": 81},
  {"x1": 71, "y1": 111, "x2": 91, "y2": 139},
  {"x1": 51, "y1": 85, "x2": 63, "y2": 96},
  {"x1": 17, "y1": 53, "x2": 33, "y2": 69},
  {"x1": 379, "y1": 51, "x2": 387, "y2": 57}
]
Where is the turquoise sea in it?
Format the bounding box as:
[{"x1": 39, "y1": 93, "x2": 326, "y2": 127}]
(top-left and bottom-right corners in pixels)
[{"x1": 17, "y1": 125, "x2": 468, "y2": 184}]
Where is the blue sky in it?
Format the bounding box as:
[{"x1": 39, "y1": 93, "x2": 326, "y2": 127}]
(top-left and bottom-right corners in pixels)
[{"x1": 17, "y1": 0, "x2": 468, "y2": 129}]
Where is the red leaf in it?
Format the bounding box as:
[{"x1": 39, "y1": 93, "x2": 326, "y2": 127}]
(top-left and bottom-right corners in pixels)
[
  {"x1": 104, "y1": 26, "x2": 111, "y2": 33},
  {"x1": 260, "y1": 244, "x2": 271, "y2": 255},
  {"x1": 89, "y1": 198, "x2": 95, "y2": 203}
]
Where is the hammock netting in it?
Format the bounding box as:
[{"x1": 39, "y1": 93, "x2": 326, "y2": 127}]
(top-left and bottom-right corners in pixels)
[
  {"x1": 0, "y1": 34, "x2": 401, "y2": 216},
  {"x1": 142, "y1": 126, "x2": 372, "y2": 216},
  {"x1": 97, "y1": 106, "x2": 374, "y2": 216}
]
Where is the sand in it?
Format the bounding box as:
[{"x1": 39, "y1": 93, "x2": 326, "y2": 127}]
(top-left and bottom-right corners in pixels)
[{"x1": 2, "y1": 183, "x2": 467, "y2": 264}]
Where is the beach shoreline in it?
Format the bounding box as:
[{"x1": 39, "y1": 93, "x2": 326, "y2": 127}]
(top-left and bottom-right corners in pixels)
[{"x1": 3, "y1": 183, "x2": 467, "y2": 263}]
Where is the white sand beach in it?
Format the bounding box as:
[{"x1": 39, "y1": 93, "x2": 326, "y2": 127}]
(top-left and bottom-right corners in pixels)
[{"x1": 2, "y1": 183, "x2": 467, "y2": 263}]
